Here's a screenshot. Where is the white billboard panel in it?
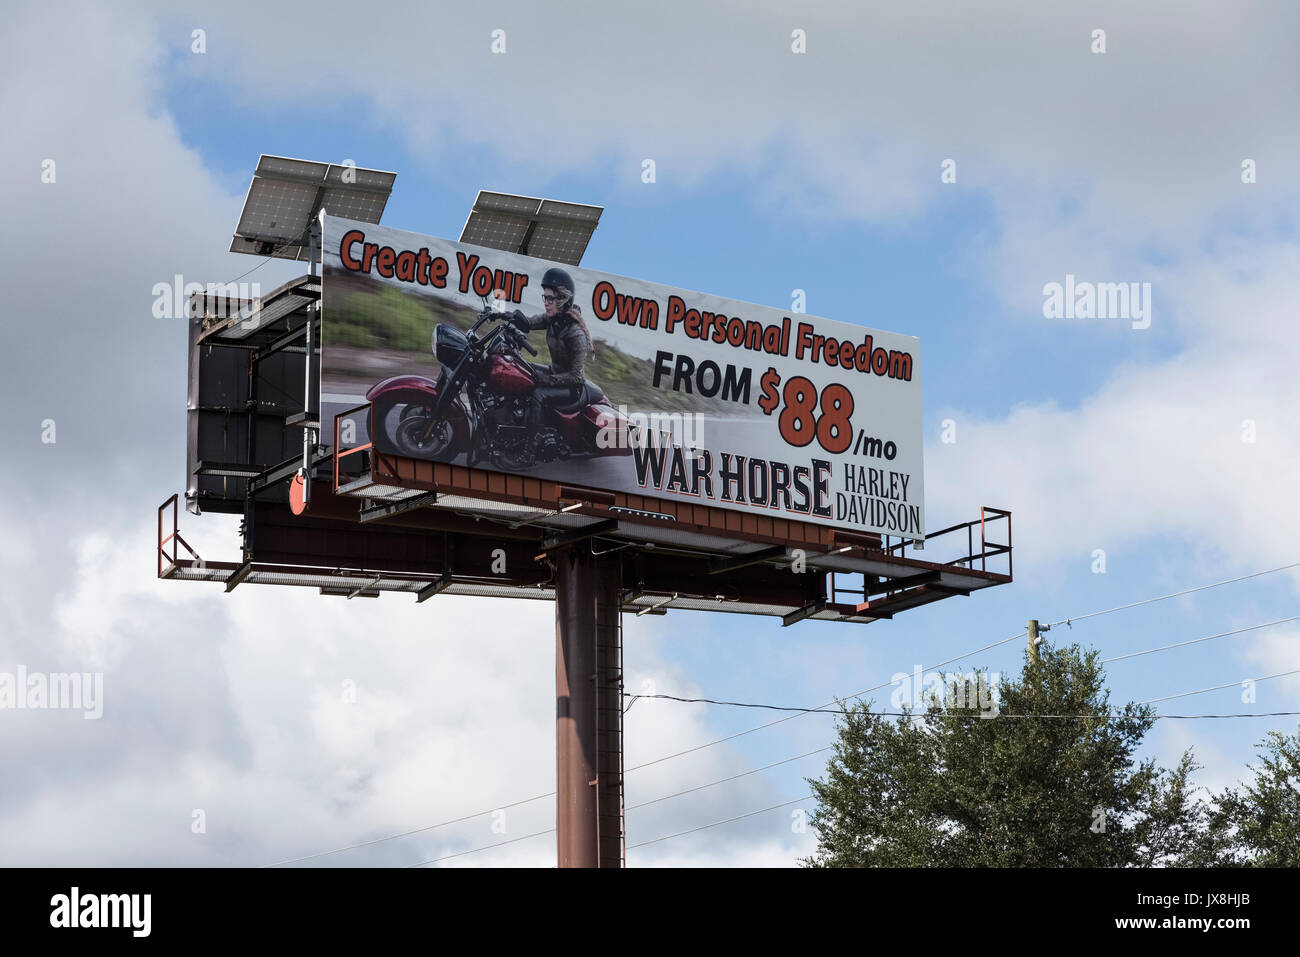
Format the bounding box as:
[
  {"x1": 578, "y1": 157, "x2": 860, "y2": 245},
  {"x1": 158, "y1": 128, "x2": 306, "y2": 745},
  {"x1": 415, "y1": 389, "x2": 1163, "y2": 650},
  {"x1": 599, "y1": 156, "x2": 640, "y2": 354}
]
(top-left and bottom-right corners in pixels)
[{"x1": 321, "y1": 214, "x2": 925, "y2": 539}]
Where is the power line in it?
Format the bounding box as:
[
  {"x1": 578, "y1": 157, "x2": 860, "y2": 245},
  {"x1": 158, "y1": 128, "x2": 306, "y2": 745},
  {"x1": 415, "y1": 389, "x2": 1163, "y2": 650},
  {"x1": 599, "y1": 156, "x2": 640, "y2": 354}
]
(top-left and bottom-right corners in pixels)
[
  {"x1": 404, "y1": 688, "x2": 1300, "y2": 866},
  {"x1": 223, "y1": 255, "x2": 274, "y2": 287},
  {"x1": 261, "y1": 560, "x2": 1300, "y2": 867},
  {"x1": 627, "y1": 796, "x2": 812, "y2": 851},
  {"x1": 629, "y1": 558, "x2": 1300, "y2": 772},
  {"x1": 388, "y1": 658, "x2": 1300, "y2": 867},
  {"x1": 272, "y1": 750, "x2": 830, "y2": 868},
  {"x1": 406, "y1": 793, "x2": 819, "y2": 866},
  {"x1": 627, "y1": 748, "x2": 830, "y2": 812},
  {"x1": 626, "y1": 630, "x2": 1029, "y2": 773},
  {"x1": 394, "y1": 681, "x2": 1300, "y2": 866},
  {"x1": 622, "y1": 694, "x2": 1300, "y2": 721},
  {"x1": 261, "y1": 790, "x2": 553, "y2": 868},
  {"x1": 1045, "y1": 561, "x2": 1300, "y2": 630},
  {"x1": 1140, "y1": 668, "x2": 1300, "y2": 705},
  {"x1": 630, "y1": 611, "x2": 1300, "y2": 715},
  {"x1": 387, "y1": 669, "x2": 1300, "y2": 867},
  {"x1": 1101, "y1": 616, "x2": 1300, "y2": 664},
  {"x1": 629, "y1": 693, "x2": 846, "y2": 714},
  {"x1": 1145, "y1": 713, "x2": 1300, "y2": 719},
  {"x1": 407, "y1": 828, "x2": 555, "y2": 867},
  {"x1": 219, "y1": 239, "x2": 295, "y2": 288}
]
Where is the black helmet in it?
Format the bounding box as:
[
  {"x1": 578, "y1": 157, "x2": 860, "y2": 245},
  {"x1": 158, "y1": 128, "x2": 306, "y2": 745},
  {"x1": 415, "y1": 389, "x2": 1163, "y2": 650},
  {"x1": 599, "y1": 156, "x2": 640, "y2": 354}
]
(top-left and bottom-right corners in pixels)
[{"x1": 541, "y1": 267, "x2": 575, "y2": 303}]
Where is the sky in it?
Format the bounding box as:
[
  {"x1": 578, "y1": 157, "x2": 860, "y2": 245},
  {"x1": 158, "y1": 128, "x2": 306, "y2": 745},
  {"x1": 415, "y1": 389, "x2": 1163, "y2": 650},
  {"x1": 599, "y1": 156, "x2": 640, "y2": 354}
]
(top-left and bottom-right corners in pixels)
[{"x1": 1, "y1": 0, "x2": 1297, "y2": 867}]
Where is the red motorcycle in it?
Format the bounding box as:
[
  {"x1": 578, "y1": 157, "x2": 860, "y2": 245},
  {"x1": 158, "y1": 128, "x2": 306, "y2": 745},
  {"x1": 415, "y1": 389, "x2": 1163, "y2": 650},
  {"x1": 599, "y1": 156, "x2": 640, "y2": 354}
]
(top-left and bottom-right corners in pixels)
[{"x1": 366, "y1": 301, "x2": 635, "y2": 471}]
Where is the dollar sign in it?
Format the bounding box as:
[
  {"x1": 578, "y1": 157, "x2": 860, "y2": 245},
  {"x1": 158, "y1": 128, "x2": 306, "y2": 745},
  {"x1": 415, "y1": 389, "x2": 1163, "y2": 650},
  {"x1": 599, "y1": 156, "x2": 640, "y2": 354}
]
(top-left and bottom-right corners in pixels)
[{"x1": 758, "y1": 367, "x2": 781, "y2": 415}]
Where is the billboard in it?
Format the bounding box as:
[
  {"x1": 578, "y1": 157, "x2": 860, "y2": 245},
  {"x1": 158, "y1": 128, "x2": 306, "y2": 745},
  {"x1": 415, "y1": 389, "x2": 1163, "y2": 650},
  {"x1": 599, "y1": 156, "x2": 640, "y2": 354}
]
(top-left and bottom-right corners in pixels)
[{"x1": 320, "y1": 214, "x2": 925, "y2": 540}]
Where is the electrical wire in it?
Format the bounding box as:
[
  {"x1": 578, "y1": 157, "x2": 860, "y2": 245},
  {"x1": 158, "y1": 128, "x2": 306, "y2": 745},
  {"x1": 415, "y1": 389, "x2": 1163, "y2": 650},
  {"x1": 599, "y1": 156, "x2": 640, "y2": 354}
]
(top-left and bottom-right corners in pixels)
[
  {"x1": 1100, "y1": 615, "x2": 1300, "y2": 663},
  {"x1": 628, "y1": 611, "x2": 1300, "y2": 715},
  {"x1": 1139, "y1": 668, "x2": 1300, "y2": 705},
  {"x1": 401, "y1": 668, "x2": 1300, "y2": 867},
  {"x1": 626, "y1": 748, "x2": 831, "y2": 812},
  {"x1": 261, "y1": 559, "x2": 1300, "y2": 867},
  {"x1": 403, "y1": 669, "x2": 1300, "y2": 866},
  {"x1": 628, "y1": 558, "x2": 1300, "y2": 772},
  {"x1": 260, "y1": 790, "x2": 553, "y2": 868},
  {"x1": 623, "y1": 694, "x2": 1300, "y2": 720},
  {"x1": 1045, "y1": 561, "x2": 1300, "y2": 630},
  {"x1": 271, "y1": 750, "x2": 831, "y2": 868},
  {"x1": 406, "y1": 828, "x2": 555, "y2": 867},
  {"x1": 625, "y1": 630, "x2": 1029, "y2": 772},
  {"x1": 408, "y1": 795, "x2": 818, "y2": 866},
  {"x1": 219, "y1": 239, "x2": 296, "y2": 287},
  {"x1": 626, "y1": 796, "x2": 812, "y2": 851}
]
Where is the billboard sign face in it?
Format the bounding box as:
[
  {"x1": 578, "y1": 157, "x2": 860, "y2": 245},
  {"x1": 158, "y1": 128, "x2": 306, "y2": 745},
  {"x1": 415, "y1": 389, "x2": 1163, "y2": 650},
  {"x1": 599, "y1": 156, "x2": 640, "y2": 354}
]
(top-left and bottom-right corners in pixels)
[{"x1": 320, "y1": 214, "x2": 925, "y2": 539}]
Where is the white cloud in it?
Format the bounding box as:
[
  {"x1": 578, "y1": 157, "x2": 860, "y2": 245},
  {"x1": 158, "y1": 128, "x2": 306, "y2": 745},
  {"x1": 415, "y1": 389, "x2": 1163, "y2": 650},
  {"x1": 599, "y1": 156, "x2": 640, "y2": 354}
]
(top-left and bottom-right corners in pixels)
[
  {"x1": 1, "y1": 515, "x2": 811, "y2": 865},
  {"x1": 4, "y1": 0, "x2": 1299, "y2": 868},
  {"x1": 926, "y1": 246, "x2": 1300, "y2": 580},
  {"x1": 165, "y1": 1, "x2": 1300, "y2": 282}
]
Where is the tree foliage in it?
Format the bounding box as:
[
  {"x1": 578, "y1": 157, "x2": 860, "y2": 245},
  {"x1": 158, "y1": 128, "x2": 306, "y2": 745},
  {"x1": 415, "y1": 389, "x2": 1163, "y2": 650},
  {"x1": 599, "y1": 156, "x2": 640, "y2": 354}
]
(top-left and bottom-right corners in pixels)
[
  {"x1": 1209, "y1": 729, "x2": 1300, "y2": 866},
  {"x1": 804, "y1": 643, "x2": 1218, "y2": 867}
]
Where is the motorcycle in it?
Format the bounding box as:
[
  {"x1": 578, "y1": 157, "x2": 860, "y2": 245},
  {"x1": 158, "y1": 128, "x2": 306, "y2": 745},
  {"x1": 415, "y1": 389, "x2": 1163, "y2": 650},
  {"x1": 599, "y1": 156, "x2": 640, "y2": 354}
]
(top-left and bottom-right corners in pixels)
[{"x1": 365, "y1": 299, "x2": 636, "y2": 471}]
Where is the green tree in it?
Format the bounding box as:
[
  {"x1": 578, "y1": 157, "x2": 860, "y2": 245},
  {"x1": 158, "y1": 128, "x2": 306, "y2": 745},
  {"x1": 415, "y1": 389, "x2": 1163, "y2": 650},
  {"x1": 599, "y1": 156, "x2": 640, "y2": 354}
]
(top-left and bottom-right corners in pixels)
[
  {"x1": 804, "y1": 642, "x2": 1210, "y2": 867},
  {"x1": 1211, "y1": 727, "x2": 1300, "y2": 866}
]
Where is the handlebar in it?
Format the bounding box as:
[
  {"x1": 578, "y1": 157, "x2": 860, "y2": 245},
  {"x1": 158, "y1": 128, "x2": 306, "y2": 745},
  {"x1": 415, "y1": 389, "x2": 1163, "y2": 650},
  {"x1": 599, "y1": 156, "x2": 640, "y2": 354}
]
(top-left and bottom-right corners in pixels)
[
  {"x1": 468, "y1": 305, "x2": 498, "y2": 338},
  {"x1": 495, "y1": 316, "x2": 538, "y2": 356},
  {"x1": 469, "y1": 312, "x2": 539, "y2": 361}
]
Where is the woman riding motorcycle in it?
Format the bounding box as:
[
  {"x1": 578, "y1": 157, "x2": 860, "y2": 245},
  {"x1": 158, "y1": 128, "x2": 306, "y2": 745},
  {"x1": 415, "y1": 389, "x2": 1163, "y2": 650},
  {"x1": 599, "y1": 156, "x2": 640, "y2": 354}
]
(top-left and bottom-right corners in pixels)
[{"x1": 507, "y1": 267, "x2": 593, "y2": 463}]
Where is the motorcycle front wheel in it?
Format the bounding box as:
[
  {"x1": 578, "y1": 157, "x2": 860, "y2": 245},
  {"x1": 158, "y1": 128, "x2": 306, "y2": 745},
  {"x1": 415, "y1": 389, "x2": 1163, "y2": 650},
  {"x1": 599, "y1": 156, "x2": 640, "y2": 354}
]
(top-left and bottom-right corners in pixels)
[{"x1": 394, "y1": 411, "x2": 459, "y2": 462}]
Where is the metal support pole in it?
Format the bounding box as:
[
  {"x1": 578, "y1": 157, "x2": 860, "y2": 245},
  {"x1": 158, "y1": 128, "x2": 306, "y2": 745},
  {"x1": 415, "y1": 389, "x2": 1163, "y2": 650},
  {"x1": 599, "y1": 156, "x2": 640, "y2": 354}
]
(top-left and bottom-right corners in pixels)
[
  {"x1": 299, "y1": 215, "x2": 321, "y2": 507},
  {"x1": 555, "y1": 545, "x2": 598, "y2": 867},
  {"x1": 242, "y1": 346, "x2": 258, "y2": 561},
  {"x1": 554, "y1": 544, "x2": 624, "y2": 867},
  {"x1": 593, "y1": 552, "x2": 624, "y2": 868}
]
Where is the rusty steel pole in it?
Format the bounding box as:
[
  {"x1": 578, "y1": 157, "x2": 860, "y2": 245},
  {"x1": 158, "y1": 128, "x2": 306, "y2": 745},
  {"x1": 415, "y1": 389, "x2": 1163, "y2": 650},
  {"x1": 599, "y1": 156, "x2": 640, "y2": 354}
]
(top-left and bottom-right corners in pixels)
[
  {"x1": 555, "y1": 545, "x2": 599, "y2": 867},
  {"x1": 593, "y1": 552, "x2": 624, "y2": 867},
  {"x1": 554, "y1": 543, "x2": 624, "y2": 868}
]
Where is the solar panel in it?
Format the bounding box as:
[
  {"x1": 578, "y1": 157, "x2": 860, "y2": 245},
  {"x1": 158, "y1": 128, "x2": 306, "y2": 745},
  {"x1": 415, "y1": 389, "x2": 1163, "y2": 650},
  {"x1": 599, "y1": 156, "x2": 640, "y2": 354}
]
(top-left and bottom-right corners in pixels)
[
  {"x1": 459, "y1": 190, "x2": 602, "y2": 265},
  {"x1": 235, "y1": 178, "x2": 320, "y2": 244},
  {"x1": 258, "y1": 156, "x2": 329, "y2": 180},
  {"x1": 537, "y1": 199, "x2": 602, "y2": 223},
  {"x1": 526, "y1": 221, "x2": 598, "y2": 264},
  {"x1": 323, "y1": 164, "x2": 396, "y2": 192},
  {"x1": 476, "y1": 191, "x2": 544, "y2": 215},
  {"x1": 460, "y1": 211, "x2": 531, "y2": 252},
  {"x1": 316, "y1": 186, "x2": 389, "y2": 224},
  {"x1": 230, "y1": 155, "x2": 396, "y2": 261}
]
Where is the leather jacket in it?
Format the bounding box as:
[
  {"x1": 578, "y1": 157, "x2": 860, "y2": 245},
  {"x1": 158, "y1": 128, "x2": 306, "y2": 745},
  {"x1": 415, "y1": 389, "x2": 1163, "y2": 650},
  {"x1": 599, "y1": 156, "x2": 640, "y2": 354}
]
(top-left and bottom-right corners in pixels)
[{"x1": 521, "y1": 309, "x2": 590, "y2": 388}]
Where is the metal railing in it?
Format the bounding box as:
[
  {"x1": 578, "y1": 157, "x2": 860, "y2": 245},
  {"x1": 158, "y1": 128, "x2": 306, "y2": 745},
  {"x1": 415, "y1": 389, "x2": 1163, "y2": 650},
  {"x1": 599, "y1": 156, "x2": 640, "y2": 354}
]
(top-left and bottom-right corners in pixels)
[
  {"x1": 333, "y1": 403, "x2": 374, "y2": 491},
  {"x1": 833, "y1": 506, "x2": 1013, "y2": 608},
  {"x1": 882, "y1": 506, "x2": 1012, "y2": 576},
  {"x1": 157, "y1": 493, "x2": 201, "y2": 578}
]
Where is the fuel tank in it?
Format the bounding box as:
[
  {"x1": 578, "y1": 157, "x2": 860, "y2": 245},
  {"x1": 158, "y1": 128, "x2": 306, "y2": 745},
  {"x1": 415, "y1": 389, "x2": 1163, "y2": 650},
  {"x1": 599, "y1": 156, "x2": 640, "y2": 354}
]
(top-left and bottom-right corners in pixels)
[{"x1": 486, "y1": 355, "x2": 534, "y2": 396}]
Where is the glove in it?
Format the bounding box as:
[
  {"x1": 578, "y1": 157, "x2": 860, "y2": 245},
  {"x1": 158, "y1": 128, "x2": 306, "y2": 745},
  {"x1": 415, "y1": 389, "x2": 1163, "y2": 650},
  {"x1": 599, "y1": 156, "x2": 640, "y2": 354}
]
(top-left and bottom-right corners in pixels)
[{"x1": 507, "y1": 311, "x2": 530, "y2": 333}]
